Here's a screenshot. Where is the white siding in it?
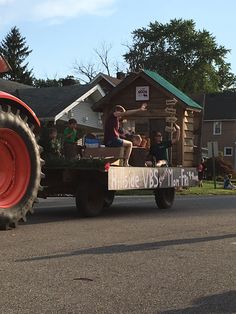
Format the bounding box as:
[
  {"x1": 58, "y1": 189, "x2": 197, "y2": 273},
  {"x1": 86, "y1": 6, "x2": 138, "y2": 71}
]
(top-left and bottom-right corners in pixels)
[
  {"x1": 65, "y1": 100, "x2": 102, "y2": 130},
  {"x1": 73, "y1": 100, "x2": 102, "y2": 129},
  {"x1": 56, "y1": 86, "x2": 104, "y2": 130}
]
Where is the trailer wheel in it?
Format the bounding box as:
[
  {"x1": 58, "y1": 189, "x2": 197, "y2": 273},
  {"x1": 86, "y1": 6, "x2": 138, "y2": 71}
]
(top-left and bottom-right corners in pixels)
[
  {"x1": 154, "y1": 188, "x2": 175, "y2": 209},
  {"x1": 76, "y1": 181, "x2": 104, "y2": 217},
  {"x1": 0, "y1": 106, "x2": 42, "y2": 230},
  {"x1": 103, "y1": 190, "x2": 115, "y2": 209}
]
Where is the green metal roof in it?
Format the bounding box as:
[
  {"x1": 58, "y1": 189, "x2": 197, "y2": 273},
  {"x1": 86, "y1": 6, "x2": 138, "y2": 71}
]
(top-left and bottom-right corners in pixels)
[{"x1": 143, "y1": 69, "x2": 202, "y2": 110}]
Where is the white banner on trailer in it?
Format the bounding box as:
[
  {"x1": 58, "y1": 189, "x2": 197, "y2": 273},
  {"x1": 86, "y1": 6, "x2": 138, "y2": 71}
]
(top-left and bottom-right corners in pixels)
[{"x1": 108, "y1": 167, "x2": 198, "y2": 190}]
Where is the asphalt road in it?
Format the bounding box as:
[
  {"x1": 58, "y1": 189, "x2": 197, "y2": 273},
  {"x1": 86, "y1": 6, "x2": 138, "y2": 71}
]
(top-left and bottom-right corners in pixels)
[{"x1": 1, "y1": 195, "x2": 236, "y2": 314}]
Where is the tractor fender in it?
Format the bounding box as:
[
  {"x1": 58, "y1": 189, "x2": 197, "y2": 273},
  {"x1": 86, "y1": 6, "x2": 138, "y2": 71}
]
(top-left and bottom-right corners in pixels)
[{"x1": 0, "y1": 91, "x2": 40, "y2": 127}]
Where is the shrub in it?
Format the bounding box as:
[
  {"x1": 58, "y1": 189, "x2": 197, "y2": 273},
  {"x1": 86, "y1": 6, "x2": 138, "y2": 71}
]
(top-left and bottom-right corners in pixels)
[{"x1": 205, "y1": 157, "x2": 235, "y2": 179}]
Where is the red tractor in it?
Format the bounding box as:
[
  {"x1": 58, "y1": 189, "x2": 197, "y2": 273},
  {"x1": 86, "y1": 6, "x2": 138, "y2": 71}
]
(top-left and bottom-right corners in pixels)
[{"x1": 0, "y1": 55, "x2": 43, "y2": 230}]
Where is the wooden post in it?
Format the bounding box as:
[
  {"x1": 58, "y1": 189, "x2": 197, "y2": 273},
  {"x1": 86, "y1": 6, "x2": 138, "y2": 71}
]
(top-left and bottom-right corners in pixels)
[{"x1": 165, "y1": 98, "x2": 178, "y2": 165}]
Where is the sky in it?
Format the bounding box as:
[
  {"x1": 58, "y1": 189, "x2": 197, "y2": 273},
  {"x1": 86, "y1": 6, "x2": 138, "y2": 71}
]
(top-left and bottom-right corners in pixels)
[{"x1": 0, "y1": 0, "x2": 236, "y2": 81}]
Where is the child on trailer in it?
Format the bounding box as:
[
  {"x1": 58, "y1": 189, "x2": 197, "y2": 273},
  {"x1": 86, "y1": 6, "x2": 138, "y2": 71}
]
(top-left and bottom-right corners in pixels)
[
  {"x1": 145, "y1": 123, "x2": 180, "y2": 167},
  {"x1": 104, "y1": 103, "x2": 147, "y2": 166}
]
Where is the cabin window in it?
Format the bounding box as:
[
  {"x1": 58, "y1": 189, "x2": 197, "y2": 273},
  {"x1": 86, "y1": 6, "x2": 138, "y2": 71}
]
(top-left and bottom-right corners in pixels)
[
  {"x1": 213, "y1": 121, "x2": 222, "y2": 135},
  {"x1": 224, "y1": 147, "x2": 233, "y2": 156},
  {"x1": 135, "y1": 122, "x2": 149, "y2": 134}
]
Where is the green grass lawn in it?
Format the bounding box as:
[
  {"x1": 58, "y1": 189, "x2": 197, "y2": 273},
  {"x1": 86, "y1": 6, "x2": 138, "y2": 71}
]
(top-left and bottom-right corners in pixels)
[
  {"x1": 117, "y1": 181, "x2": 236, "y2": 196},
  {"x1": 177, "y1": 181, "x2": 236, "y2": 196}
]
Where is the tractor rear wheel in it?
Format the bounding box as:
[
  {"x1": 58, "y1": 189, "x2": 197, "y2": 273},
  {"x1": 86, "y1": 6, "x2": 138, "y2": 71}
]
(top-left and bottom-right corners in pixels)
[{"x1": 0, "y1": 106, "x2": 43, "y2": 230}]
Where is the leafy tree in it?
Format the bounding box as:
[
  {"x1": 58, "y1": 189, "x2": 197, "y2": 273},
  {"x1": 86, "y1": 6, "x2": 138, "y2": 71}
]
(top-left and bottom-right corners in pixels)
[
  {"x1": 33, "y1": 78, "x2": 61, "y2": 88},
  {"x1": 124, "y1": 19, "x2": 236, "y2": 94},
  {"x1": 61, "y1": 75, "x2": 79, "y2": 86},
  {"x1": 33, "y1": 75, "x2": 79, "y2": 88},
  {"x1": 0, "y1": 26, "x2": 34, "y2": 85}
]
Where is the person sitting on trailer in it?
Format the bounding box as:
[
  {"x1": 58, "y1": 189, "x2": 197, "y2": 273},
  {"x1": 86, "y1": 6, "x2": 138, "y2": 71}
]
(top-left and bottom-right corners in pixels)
[
  {"x1": 139, "y1": 135, "x2": 149, "y2": 148},
  {"x1": 63, "y1": 118, "x2": 80, "y2": 160},
  {"x1": 104, "y1": 103, "x2": 147, "y2": 167},
  {"x1": 46, "y1": 127, "x2": 62, "y2": 159},
  {"x1": 131, "y1": 134, "x2": 142, "y2": 147},
  {"x1": 146, "y1": 123, "x2": 180, "y2": 167},
  {"x1": 39, "y1": 123, "x2": 61, "y2": 159}
]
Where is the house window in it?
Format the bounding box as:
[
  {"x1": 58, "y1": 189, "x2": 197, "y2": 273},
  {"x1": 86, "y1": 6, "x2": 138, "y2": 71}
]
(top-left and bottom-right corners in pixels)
[
  {"x1": 213, "y1": 121, "x2": 221, "y2": 135},
  {"x1": 224, "y1": 147, "x2": 233, "y2": 156}
]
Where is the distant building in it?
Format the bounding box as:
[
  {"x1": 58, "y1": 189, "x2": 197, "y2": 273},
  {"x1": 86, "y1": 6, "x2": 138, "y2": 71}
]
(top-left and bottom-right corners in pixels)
[{"x1": 200, "y1": 91, "x2": 236, "y2": 169}]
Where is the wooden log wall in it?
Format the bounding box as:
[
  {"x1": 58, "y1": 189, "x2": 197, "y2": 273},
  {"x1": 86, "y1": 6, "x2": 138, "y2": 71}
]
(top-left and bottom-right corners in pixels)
[{"x1": 182, "y1": 110, "x2": 195, "y2": 167}]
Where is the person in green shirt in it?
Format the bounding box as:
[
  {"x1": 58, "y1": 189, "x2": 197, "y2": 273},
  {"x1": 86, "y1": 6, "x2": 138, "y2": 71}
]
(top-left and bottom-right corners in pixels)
[{"x1": 63, "y1": 118, "x2": 79, "y2": 160}]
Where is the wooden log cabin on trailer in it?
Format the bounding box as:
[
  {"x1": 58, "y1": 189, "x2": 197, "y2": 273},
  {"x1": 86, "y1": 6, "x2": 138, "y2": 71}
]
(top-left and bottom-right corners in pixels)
[{"x1": 92, "y1": 69, "x2": 203, "y2": 167}]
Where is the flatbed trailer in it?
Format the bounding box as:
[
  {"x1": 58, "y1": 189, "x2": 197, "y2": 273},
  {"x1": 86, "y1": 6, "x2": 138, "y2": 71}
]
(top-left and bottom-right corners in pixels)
[
  {"x1": 39, "y1": 160, "x2": 198, "y2": 217},
  {"x1": 1, "y1": 54, "x2": 202, "y2": 230}
]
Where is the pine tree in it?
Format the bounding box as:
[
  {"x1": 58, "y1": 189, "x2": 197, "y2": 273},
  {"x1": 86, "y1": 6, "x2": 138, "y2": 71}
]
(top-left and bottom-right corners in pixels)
[{"x1": 0, "y1": 26, "x2": 34, "y2": 85}]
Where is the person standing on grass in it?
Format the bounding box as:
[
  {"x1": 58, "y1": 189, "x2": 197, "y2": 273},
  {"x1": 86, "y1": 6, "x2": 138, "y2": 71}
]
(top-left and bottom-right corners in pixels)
[
  {"x1": 197, "y1": 159, "x2": 206, "y2": 187},
  {"x1": 104, "y1": 103, "x2": 147, "y2": 166}
]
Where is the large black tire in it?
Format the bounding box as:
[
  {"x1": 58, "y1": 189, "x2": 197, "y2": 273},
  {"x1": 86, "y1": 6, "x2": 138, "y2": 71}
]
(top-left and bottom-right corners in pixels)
[
  {"x1": 76, "y1": 180, "x2": 105, "y2": 217},
  {"x1": 154, "y1": 188, "x2": 175, "y2": 209},
  {"x1": 0, "y1": 105, "x2": 43, "y2": 230}
]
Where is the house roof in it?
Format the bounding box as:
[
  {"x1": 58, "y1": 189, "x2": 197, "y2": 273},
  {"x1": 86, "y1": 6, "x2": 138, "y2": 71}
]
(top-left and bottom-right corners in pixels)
[
  {"x1": 0, "y1": 78, "x2": 34, "y2": 94},
  {"x1": 143, "y1": 70, "x2": 202, "y2": 110},
  {"x1": 16, "y1": 84, "x2": 93, "y2": 119},
  {"x1": 92, "y1": 69, "x2": 202, "y2": 111},
  {"x1": 92, "y1": 72, "x2": 139, "y2": 111},
  {"x1": 202, "y1": 92, "x2": 236, "y2": 120},
  {"x1": 90, "y1": 72, "x2": 122, "y2": 87}
]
